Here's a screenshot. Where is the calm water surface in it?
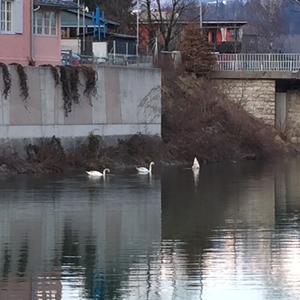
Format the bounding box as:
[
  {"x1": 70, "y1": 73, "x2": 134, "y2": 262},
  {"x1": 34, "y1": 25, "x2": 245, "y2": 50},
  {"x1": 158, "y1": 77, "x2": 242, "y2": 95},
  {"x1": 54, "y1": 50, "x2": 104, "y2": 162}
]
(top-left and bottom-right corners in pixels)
[{"x1": 0, "y1": 159, "x2": 300, "y2": 300}]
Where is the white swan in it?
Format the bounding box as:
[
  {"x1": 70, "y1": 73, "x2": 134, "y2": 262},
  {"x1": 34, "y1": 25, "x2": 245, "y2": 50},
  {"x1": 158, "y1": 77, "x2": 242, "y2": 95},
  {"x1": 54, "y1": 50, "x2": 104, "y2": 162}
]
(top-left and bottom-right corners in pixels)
[
  {"x1": 86, "y1": 168, "x2": 110, "y2": 178},
  {"x1": 192, "y1": 157, "x2": 200, "y2": 171},
  {"x1": 193, "y1": 168, "x2": 200, "y2": 187},
  {"x1": 136, "y1": 162, "x2": 154, "y2": 175}
]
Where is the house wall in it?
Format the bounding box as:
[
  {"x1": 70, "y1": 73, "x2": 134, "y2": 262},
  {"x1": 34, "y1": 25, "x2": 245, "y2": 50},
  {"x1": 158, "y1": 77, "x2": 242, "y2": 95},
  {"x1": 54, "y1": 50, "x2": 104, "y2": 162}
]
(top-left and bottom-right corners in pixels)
[
  {"x1": 61, "y1": 39, "x2": 78, "y2": 53},
  {"x1": 33, "y1": 35, "x2": 61, "y2": 65},
  {"x1": 33, "y1": 8, "x2": 61, "y2": 65},
  {"x1": 0, "y1": 65, "x2": 161, "y2": 148},
  {"x1": 0, "y1": 3, "x2": 62, "y2": 66},
  {"x1": 0, "y1": 1, "x2": 30, "y2": 64}
]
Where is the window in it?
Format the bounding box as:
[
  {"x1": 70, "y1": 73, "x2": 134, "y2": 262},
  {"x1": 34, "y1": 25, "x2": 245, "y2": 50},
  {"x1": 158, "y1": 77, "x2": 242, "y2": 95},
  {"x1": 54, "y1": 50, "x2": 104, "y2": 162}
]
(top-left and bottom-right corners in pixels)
[
  {"x1": 0, "y1": 0, "x2": 12, "y2": 32},
  {"x1": 33, "y1": 10, "x2": 57, "y2": 36}
]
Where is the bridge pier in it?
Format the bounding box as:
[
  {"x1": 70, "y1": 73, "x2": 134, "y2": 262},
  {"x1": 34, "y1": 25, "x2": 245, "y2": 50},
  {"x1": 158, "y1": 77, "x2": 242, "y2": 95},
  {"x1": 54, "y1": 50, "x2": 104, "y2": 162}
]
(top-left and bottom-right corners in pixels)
[
  {"x1": 276, "y1": 92, "x2": 287, "y2": 133},
  {"x1": 284, "y1": 90, "x2": 300, "y2": 143},
  {"x1": 212, "y1": 71, "x2": 300, "y2": 143}
]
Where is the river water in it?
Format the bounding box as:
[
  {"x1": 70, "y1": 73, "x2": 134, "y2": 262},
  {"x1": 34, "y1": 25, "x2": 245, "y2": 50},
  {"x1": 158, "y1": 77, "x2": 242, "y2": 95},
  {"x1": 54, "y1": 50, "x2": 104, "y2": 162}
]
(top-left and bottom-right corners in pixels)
[{"x1": 0, "y1": 159, "x2": 300, "y2": 300}]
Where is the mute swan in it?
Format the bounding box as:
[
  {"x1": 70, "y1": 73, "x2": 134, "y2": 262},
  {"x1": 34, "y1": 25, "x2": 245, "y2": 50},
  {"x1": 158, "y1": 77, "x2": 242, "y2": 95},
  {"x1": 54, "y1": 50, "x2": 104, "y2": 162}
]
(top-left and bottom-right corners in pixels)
[
  {"x1": 86, "y1": 168, "x2": 110, "y2": 178},
  {"x1": 136, "y1": 162, "x2": 154, "y2": 175},
  {"x1": 193, "y1": 168, "x2": 200, "y2": 187},
  {"x1": 192, "y1": 157, "x2": 200, "y2": 171}
]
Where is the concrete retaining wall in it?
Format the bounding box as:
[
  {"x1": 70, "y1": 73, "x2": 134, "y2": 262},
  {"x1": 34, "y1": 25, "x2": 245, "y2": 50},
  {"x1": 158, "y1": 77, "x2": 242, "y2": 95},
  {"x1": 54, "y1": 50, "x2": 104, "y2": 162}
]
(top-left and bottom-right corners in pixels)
[
  {"x1": 0, "y1": 65, "x2": 161, "y2": 142},
  {"x1": 286, "y1": 90, "x2": 300, "y2": 143},
  {"x1": 213, "y1": 77, "x2": 300, "y2": 143},
  {"x1": 215, "y1": 79, "x2": 276, "y2": 126}
]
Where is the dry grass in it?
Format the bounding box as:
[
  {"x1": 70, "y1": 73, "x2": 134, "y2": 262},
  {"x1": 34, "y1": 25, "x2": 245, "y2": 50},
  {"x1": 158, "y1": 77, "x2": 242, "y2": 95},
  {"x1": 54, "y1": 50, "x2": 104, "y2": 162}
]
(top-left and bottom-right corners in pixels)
[{"x1": 162, "y1": 73, "x2": 290, "y2": 163}]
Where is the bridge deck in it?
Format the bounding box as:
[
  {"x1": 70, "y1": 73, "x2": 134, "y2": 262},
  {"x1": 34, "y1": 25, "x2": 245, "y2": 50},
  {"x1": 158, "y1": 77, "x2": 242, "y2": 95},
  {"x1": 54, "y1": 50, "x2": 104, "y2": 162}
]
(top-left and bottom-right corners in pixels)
[
  {"x1": 211, "y1": 71, "x2": 300, "y2": 80},
  {"x1": 216, "y1": 53, "x2": 300, "y2": 73}
]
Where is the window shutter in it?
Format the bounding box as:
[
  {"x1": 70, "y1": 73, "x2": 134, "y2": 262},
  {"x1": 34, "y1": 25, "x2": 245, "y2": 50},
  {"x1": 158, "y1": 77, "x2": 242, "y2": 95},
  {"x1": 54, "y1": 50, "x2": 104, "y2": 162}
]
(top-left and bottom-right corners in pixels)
[{"x1": 13, "y1": 0, "x2": 23, "y2": 34}]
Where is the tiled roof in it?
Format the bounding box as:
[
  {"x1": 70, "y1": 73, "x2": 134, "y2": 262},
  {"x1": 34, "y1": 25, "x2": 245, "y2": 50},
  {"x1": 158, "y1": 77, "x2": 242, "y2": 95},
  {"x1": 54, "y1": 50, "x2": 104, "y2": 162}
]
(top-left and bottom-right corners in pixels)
[{"x1": 34, "y1": 0, "x2": 78, "y2": 9}]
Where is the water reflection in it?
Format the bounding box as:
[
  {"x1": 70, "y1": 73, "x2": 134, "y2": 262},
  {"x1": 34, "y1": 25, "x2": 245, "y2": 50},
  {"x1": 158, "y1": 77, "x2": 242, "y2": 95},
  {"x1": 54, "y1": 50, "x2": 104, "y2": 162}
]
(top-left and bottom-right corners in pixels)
[
  {"x1": 0, "y1": 175, "x2": 161, "y2": 299},
  {"x1": 161, "y1": 160, "x2": 300, "y2": 300},
  {"x1": 0, "y1": 159, "x2": 299, "y2": 299}
]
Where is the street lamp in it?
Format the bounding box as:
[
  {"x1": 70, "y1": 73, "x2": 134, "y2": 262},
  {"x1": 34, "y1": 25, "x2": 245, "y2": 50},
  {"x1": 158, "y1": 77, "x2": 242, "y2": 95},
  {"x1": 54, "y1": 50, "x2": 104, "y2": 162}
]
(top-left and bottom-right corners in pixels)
[
  {"x1": 82, "y1": 5, "x2": 89, "y2": 53},
  {"x1": 77, "y1": 0, "x2": 80, "y2": 53},
  {"x1": 132, "y1": 1, "x2": 140, "y2": 57},
  {"x1": 136, "y1": 0, "x2": 140, "y2": 57},
  {"x1": 199, "y1": 0, "x2": 203, "y2": 29}
]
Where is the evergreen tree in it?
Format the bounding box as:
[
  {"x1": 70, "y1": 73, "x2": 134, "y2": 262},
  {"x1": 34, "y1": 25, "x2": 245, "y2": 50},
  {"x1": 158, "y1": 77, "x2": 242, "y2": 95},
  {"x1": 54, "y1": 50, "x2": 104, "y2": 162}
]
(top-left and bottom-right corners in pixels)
[{"x1": 179, "y1": 25, "x2": 216, "y2": 77}]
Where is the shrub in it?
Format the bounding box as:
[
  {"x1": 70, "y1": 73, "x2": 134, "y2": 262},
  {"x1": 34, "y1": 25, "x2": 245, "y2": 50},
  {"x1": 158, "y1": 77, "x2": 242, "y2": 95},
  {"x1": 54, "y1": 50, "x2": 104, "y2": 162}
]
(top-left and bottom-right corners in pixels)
[
  {"x1": 162, "y1": 74, "x2": 286, "y2": 162},
  {"x1": 179, "y1": 25, "x2": 216, "y2": 77}
]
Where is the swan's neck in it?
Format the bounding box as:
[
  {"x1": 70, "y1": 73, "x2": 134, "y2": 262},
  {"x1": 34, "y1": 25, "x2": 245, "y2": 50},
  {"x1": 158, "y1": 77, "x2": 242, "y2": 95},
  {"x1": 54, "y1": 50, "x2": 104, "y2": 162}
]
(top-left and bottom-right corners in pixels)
[
  {"x1": 103, "y1": 169, "x2": 108, "y2": 175},
  {"x1": 149, "y1": 163, "x2": 153, "y2": 173}
]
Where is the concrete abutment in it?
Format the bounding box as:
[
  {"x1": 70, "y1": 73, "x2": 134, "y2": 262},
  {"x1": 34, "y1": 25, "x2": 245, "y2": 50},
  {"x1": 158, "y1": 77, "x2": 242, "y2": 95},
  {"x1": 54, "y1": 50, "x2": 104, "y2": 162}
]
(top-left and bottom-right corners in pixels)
[
  {"x1": 212, "y1": 71, "x2": 300, "y2": 143},
  {"x1": 0, "y1": 65, "x2": 161, "y2": 153}
]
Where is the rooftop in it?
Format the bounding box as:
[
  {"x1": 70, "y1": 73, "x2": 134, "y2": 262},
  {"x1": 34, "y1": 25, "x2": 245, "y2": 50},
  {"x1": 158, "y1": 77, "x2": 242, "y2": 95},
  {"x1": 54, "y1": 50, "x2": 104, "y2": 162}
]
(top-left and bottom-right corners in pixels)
[
  {"x1": 34, "y1": 0, "x2": 77, "y2": 9},
  {"x1": 61, "y1": 9, "x2": 120, "y2": 27},
  {"x1": 139, "y1": 15, "x2": 247, "y2": 27}
]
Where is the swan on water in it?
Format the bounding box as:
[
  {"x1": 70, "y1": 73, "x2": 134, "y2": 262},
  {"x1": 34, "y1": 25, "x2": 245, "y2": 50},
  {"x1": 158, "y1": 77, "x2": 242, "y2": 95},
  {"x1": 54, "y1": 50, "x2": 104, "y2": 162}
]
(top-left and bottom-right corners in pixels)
[
  {"x1": 192, "y1": 157, "x2": 200, "y2": 171},
  {"x1": 136, "y1": 162, "x2": 155, "y2": 175},
  {"x1": 86, "y1": 169, "x2": 110, "y2": 177}
]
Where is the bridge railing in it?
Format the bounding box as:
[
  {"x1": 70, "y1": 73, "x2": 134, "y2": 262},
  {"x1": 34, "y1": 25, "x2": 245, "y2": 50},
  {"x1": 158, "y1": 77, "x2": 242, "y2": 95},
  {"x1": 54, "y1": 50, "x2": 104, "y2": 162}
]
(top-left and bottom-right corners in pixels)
[{"x1": 216, "y1": 53, "x2": 300, "y2": 72}]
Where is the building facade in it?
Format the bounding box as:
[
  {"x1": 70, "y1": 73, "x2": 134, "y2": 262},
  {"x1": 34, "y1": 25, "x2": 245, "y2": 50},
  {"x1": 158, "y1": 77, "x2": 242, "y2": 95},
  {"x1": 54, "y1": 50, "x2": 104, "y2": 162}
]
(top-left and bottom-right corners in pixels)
[
  {"x1": 0, "y1": 0, "x2": 76, "y2": 65},
  {"x1": 139, "y1": 19, "x2": 246, "y2": 54}
]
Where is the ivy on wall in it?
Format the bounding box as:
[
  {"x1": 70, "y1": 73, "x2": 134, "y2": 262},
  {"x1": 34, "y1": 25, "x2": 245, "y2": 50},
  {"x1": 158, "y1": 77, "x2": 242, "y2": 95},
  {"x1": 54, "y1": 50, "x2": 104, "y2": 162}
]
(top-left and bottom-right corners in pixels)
[
  {"x1": 80, "y1": 66, "x2": 97, "y2": 97},
  {"x1": 0, "y1": 63, "x2": 11, "y2": 99},
  {"x1": 10, "y1": 63, "x2": 29, "y2": 103},
  {"x1": 41, "y1": 64, "x2": 60, "y2": 86},
  {"x1": 59, "y1": 65, "x2": 97, "y2": 117},
  {"x1": 0, "y1": 63, "x2": 97, "y2": 117}
]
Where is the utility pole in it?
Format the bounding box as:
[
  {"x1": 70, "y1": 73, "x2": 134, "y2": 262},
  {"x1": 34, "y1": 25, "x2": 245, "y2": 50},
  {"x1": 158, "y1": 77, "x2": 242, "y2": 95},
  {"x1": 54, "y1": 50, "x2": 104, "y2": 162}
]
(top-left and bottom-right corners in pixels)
[
  {"x1": 199, "y1": 0, "x2": 203, "y2": 29},
  {"x1": 77, "y1": 0, "x2": 80, "y2": 54},
  {"x1": 83, "y1": 6, "x2": 89, "y2": 53},
  {"x1": 136, "y1": 0, "x2": 140, "y2": 57}
]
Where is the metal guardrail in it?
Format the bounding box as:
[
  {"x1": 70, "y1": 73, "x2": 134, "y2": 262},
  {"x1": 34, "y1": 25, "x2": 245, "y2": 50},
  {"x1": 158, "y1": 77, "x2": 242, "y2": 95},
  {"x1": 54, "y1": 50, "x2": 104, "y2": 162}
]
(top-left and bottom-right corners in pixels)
[
  {"x1": 216, "y1": 53, "x2": 300, "y2": 72},
  {"x1": 61, "y1": 50, "x2": 153, "y2": 67}
]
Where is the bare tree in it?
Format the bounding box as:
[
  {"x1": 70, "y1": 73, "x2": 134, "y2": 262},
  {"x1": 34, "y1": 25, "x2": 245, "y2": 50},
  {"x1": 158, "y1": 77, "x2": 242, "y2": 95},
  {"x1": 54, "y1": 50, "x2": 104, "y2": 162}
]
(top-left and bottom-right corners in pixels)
[
  {"x1": 245, "y1": 0, "x2": 287, "y2": 51},
  {"x1": 142, "y1": 0, "x2": 197, "y2": 51}
]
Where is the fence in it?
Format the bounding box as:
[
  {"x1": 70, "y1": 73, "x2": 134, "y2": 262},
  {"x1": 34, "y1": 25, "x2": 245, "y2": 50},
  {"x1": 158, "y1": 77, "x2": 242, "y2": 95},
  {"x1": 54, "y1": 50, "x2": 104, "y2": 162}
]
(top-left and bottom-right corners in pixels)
[
  {"x1": 216, "y1": 53, "x2": 300, "y2": 72},
  {"x1": 61, "y1": 50, "x2": 153, "y2": 67}
]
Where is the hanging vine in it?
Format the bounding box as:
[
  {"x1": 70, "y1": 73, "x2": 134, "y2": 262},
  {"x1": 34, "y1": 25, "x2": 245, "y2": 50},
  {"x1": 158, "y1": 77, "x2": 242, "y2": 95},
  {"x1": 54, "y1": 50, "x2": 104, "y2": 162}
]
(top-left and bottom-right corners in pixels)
[
  {"x1": 0, "y1": 63, "x2": 97, "y2": 117},
  {"x1": 59, "y1": 66, "x2": 72, "y2": 116},
  {"x1": 10, "y1": 63, "x2": 29, "y2": 102},
  {"x1": 59, "y1": 65, "x2": 97, "y2": 117},
  {"x1": 70, "y1": 66, "x2": 79, "y2": 104},
  {"x1": 0, "y1": 63, "x2": 11, "y2": 99},
  {"x1": 41, "y1": 64, "x2": 60, "y2": 86},
  {"x1": 79, "y1": 66, "x2": 97, "y2": 97}
]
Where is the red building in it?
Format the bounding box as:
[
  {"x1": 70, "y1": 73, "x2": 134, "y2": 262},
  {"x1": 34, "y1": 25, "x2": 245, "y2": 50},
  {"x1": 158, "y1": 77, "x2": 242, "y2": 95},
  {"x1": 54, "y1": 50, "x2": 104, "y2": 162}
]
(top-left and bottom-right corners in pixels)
[
  {"x1": 203, "y1": 20, "x2": 247, "y2": 53},
  {"x1": 139, "y1": 19, "x2": 247, "y2": 54}
]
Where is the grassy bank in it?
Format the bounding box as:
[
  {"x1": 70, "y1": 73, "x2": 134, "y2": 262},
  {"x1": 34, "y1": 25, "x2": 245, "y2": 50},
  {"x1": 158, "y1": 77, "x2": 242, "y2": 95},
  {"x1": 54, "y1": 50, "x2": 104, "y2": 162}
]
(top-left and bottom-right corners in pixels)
[
  {"x1": 0, "y1": 73, "x2": 295, "y2": 176},
  {"x1": 161, "y1": 73, "x2": 293, "y2": 163}
]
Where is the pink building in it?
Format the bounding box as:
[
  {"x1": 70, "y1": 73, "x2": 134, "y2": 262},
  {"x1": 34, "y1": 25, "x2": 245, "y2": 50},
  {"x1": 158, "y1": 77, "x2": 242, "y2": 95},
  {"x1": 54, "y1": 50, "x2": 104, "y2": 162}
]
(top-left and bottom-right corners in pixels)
[{"x1": 0, "y1": 0, "x2": 76, "y2": 65}]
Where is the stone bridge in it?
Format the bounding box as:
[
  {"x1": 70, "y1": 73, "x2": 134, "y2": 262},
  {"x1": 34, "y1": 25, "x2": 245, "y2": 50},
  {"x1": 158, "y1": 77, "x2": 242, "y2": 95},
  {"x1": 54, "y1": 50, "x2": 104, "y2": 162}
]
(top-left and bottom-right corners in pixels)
[{"x1": 212, "y1": 53, "x2": 300, "y2": 143}]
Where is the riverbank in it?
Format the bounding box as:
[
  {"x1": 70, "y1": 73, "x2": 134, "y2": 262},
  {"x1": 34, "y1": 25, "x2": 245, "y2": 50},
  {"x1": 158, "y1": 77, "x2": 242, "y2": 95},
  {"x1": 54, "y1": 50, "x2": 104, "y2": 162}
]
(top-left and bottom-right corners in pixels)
[
  {"x1": 0, "y1": 73, "x2": 297, "y2": 176},
  {"x1": 162, "y1": 73, "x2": 295, "y2": 162}
]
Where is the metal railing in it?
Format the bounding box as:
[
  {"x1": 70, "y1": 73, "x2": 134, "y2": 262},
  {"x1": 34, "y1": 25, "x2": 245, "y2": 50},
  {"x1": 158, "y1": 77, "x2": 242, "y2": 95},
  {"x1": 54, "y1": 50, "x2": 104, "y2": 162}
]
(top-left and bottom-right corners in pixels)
[
  {"x1": 61, "y1": 50, "x2": 153, "y2": 67},
  {"x1": 216, "y1": 53, "x2": 300, "y2": 72}
]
